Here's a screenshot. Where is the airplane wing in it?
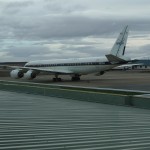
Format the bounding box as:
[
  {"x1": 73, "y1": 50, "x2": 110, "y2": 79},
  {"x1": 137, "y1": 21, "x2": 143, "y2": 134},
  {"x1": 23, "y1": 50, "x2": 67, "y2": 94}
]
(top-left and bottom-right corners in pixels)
[
  {"x1": 0, "y1": 65, "x2": 73, "y2": 74},
  {"x1": 23, "y1": 67, "x2": 73, "y2": 74}
]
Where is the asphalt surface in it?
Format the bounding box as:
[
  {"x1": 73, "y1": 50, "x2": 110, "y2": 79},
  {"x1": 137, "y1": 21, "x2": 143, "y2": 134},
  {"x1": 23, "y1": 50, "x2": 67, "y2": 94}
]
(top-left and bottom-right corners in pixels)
[
  {"x1": 1, "y1": 90, "x2": 150, "y2": 149},
  {"x1": 1, "y1": 70, "x2": 150, "y2": 91}
]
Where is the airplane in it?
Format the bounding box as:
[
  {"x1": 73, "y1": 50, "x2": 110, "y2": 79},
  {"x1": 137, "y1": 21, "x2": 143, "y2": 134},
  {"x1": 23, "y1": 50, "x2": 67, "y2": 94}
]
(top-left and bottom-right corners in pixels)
[{"x1": 7, "y1": 25, "x2": 130, "y2": 81}]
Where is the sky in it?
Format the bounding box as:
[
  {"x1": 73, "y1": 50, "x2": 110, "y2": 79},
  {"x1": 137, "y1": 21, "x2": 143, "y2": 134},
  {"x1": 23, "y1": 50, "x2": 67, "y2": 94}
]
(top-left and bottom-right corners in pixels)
[{"x1": 0, "y1": 0, "x2": 150, "y2": 62}]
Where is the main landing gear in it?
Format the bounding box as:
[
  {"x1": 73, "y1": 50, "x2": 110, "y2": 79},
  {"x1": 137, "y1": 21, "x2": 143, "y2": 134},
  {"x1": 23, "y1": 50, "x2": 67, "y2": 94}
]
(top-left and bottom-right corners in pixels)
[
  {"x1": 71, "y1": 74, "x2": 81, "y2": 81},
  {"x1": 53, "y1": 74, "x2": 62, "y2": 82},
  {"x1": 52, "y1": 74, "x2": 81, "y2": 82}
]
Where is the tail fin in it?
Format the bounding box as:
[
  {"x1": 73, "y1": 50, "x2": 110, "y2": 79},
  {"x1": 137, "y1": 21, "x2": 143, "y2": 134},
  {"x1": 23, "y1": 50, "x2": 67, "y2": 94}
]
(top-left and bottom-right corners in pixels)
[{"x1": 106, "y1": 25, "x2": 129, "y2": 63}]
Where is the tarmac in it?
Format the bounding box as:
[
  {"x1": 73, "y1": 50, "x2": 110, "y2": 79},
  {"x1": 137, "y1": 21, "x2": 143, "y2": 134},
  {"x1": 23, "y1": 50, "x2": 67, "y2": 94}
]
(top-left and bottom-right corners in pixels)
[
  {"x1": 1, "y1": 90, "x2": 150, "y2": 149},
  {"x1": 1, "y1": 70, "x2": 150, "y2": 91}
]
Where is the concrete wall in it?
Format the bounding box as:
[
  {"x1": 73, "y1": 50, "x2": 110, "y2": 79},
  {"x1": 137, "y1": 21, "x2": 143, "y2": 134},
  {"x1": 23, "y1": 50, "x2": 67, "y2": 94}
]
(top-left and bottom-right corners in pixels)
[{"x1": 0, "y1": 80, "x2": 150, "y2": 110}]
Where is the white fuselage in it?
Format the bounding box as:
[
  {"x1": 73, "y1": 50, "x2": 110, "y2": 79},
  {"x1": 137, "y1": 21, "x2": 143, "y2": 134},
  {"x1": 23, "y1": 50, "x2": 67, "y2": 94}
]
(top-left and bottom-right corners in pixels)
[{"x1": 25, "y1": 57, "x2": 119, "y2": 75}]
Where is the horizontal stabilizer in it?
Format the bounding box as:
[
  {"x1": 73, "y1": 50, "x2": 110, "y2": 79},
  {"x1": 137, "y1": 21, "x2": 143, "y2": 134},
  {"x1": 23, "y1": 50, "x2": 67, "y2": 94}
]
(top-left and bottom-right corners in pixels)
[{"x1": 105, "y1": 54, "x2": 127, "y2": 63}]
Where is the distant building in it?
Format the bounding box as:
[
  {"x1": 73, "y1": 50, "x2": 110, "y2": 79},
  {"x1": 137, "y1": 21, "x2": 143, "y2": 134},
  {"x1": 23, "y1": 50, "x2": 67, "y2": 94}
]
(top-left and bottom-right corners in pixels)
[{"x1": 114, "y1": 57, "x2": 150, "y2": 70}]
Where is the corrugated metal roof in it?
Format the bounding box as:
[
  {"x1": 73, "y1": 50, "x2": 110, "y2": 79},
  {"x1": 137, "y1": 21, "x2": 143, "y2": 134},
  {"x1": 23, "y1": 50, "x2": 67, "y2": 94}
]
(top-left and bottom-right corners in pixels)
[{"x1": 0, "y1": 91, "x2": 150, "y2": 149}]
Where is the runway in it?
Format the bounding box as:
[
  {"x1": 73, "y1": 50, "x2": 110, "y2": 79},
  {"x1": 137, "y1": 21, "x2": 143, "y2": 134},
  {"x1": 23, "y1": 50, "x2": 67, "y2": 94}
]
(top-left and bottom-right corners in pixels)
[
  {"x1": 1, "y1": 90, "x2": 150, "y2": 149},
  {"x1": 1, "y1": 70, "x2": 150, "y2": 91}
]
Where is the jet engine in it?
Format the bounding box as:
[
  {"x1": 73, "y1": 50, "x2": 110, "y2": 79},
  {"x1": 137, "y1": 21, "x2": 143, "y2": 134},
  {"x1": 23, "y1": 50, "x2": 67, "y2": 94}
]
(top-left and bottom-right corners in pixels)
[
  {"x1": 10, "y1": 69, "x2": 24, "y2": 79},
  {"x1": 24, "y1": 70, "x2": 37, "y2": 80}
]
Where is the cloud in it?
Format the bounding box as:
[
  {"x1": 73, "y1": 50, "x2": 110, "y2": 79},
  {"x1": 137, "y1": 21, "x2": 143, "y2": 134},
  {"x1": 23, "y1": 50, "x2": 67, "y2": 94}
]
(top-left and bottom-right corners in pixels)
[
  {"x1": 1, "y1": 0, "x2": 33, "y2": 15},
  {"x1": 0, "y1": 0, "x2": 150, "y2": 61}
]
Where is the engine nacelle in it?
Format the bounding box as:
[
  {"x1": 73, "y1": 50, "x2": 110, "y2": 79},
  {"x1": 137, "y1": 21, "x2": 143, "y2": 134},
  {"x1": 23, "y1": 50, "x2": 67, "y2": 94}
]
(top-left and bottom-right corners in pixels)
[
  {"x1": 24, "y1": 70, "x2": 36, "y2": 80},
  {"x1": 10, "y1": 69, "x2": 24, "y2": 79}
]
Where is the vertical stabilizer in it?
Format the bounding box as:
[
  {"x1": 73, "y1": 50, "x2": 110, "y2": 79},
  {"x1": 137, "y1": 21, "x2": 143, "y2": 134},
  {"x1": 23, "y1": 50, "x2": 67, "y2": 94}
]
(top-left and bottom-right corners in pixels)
[{"x1": 110, "y1": 25, "x2": 129, "y2": 57}]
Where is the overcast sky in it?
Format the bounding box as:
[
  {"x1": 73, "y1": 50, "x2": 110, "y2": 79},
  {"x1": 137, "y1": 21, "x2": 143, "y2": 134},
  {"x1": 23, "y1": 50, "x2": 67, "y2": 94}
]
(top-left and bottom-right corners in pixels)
[{"x1": 0, "y1": 0, "x2": 150, "y2": 61}]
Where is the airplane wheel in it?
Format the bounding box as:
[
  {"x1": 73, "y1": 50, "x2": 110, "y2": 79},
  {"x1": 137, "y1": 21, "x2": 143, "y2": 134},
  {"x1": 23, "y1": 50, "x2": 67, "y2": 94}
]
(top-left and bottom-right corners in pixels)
[
  {"x1": 72, "y1": 77, "x2": 80, "y2": 81},
  {"x1": 58, "y1": 78, "x2": 62, "y2": 81},
  {"x1": 53, "y1": 78, "x2": 56, "y2": 82},
  {"x1": 71, "y1": 77, "x2": 75, "y2": 81},
  {"x1": 77, "y1": 77, "x2": 80, "y2": 81},
  {"x1": 53, "y1": 78, "x2": 62, "y2": 82}
]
